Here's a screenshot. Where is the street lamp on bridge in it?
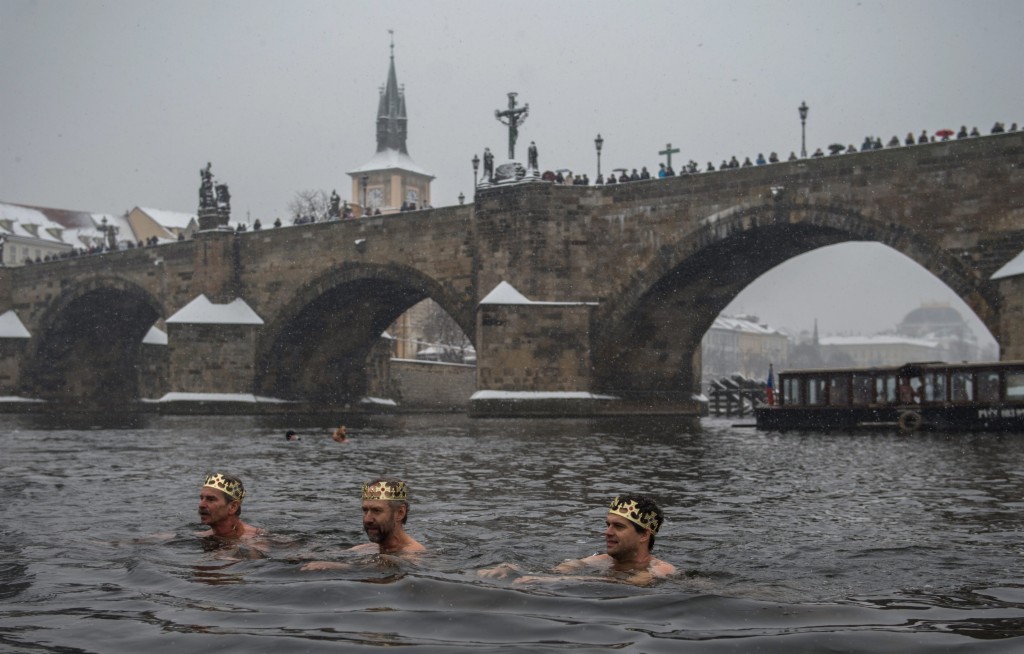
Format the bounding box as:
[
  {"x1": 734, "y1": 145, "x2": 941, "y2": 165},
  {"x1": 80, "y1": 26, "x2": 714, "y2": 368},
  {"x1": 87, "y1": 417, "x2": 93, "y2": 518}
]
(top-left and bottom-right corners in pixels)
[
  {"x1": 472, "y1": 153, "x2": 480, "y2": 189},
  {"x1": 99, "y1": 216, "x2": 119, "y2": 251},
  {"x1": 594, "y1": 133, "x2": 604, "y2": 178},
  {"x1": 799, "y1": 101, "x2": 809, "y2": 158}
]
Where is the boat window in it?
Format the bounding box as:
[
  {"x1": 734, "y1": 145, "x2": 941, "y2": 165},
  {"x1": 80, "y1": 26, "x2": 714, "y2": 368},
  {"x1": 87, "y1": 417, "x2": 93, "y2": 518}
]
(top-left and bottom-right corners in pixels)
[
  {"x1": 923, "y1": 372, "x2": 947, "y2": 403},
  {"x1": 898, "y1": 376, "x2": 921, "y2": 404},
  {"x1": 807, "y1": 377, "x2": 826, "y2": 405},
  {"x1": 977, "y1": 371, "x2": 1000, "y2": 402},
  {"x1": 852, "y1": 374, "x2": 874, "y2": 405},
  {"x1": 1007, "y1": 372, "x2": 1024, "y2": 400},
  {"x1": 876, "y1": 375, "x2": 897, "y2": 404},
  {"x1": 950, "y1": 372, "x2": 974, "y2": 402},
  {"x1": 829, "y1": 376, "x2": 849, "y2": 406},
  {"x1": 783, "y1": 377, "x2": 802, "y2": 405}
]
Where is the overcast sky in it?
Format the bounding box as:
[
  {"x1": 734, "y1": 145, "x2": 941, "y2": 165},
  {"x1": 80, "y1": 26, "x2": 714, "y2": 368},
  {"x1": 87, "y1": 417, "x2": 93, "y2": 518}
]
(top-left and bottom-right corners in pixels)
[{"x1": 2, "y1": 0, "x2": 1021, "y2": 349}]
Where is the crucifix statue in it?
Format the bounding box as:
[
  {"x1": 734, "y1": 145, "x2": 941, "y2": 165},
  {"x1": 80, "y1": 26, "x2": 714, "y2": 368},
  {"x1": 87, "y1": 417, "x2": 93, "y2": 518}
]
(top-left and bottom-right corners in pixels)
[
  {"x1": 495, "y1": 92, "x2": 529, "y2": 160},
  {"x1": 659, "y1": 143, "x2": 680, "y2": 169}
]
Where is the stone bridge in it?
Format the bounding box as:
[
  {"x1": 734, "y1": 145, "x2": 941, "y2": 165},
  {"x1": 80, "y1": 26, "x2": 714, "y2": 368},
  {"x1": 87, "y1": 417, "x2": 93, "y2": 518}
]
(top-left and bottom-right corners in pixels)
[{"x1": 1, "y1": 131, "x2": 1022, "y2": 416}]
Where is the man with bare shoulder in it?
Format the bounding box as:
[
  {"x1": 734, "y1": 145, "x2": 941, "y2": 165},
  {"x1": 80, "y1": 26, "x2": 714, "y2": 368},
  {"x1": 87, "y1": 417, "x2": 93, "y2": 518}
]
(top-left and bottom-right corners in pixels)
[
  {"x1": 302, "y1": 478, "x2": 424, "y2": 570},
  {"x1": 197, "y1": 473, "x2": 263, "y2": 540},
  {"x1": 480, "y1": 493, "x2": 675, "y2": 586}
]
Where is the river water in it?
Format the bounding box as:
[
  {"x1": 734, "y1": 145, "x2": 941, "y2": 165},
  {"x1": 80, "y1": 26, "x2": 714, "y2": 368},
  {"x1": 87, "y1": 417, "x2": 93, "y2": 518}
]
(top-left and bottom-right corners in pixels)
[{"x1": 2, "y1": 412, "x2": 1023, "y2": 652}]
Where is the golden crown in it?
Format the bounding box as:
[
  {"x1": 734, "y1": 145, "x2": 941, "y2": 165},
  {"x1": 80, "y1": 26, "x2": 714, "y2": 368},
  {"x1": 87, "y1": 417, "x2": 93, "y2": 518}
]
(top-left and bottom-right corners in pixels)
[
  {"x1": 203, "y1": 473, "x2": 245, "y2": 501},
  {"x1": 362, "y1": 480, "x2": 407, "y2": 501},
  {"x1": 609, "y1": 496, "x2": 661, "y2": 533}
]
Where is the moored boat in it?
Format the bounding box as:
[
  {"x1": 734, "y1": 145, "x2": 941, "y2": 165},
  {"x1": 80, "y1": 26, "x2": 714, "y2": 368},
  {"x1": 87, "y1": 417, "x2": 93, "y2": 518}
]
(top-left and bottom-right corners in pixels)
[{"x1": 755, "y1": 361, "x2": 1024, "y2": 432}]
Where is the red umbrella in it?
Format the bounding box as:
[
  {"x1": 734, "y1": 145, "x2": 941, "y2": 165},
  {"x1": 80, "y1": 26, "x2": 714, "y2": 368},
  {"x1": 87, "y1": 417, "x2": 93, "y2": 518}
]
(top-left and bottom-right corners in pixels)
[{"x1": 935, "y1": 129, "x2": 954, "y2": 140}]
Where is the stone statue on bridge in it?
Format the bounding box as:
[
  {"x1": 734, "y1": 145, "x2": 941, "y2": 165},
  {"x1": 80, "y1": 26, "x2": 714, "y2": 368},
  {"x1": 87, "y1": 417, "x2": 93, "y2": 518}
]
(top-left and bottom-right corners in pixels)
[
  {"x1": 482, "y1": 147, "x2": 494, "y2": 183},
  {"x1": 215, "y1": 183, "x2": 231, "y2": 220},
  {"x1": 199, "y1": 162, "x2": 215, "y2": 210},
  {"x1": 495, "y1": 92, "x2": 528, "y2": 160},
  {"x1": 329, "y1": 190, "x2": 341, "y2": 220}
]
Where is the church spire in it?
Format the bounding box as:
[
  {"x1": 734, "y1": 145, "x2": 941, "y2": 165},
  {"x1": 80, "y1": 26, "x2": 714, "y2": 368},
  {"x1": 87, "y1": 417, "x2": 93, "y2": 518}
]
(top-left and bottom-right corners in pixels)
[{"x1": 376, "y1": 30, "x2": 408, "y2": 154}]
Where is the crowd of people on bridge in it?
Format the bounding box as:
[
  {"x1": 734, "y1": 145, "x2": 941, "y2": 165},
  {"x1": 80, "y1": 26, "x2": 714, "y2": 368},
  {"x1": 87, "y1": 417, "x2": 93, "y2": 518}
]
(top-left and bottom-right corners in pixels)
[{"x1": 545, "y1": 120, "x2": 1018, "y2": 186}]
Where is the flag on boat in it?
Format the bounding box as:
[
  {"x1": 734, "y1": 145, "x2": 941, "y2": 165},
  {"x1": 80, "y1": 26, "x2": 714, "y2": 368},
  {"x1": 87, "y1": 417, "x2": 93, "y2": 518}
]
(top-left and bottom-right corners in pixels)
[{"x1": 765, "y1": 364, "x2": 775, "y2": 406}]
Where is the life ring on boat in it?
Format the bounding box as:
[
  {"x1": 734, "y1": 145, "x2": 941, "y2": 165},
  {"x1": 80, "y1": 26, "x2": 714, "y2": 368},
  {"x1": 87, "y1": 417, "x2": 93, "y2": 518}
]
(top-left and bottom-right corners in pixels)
[{"x1": 898, "y1": 410, "x2": 922, "y2": 433}]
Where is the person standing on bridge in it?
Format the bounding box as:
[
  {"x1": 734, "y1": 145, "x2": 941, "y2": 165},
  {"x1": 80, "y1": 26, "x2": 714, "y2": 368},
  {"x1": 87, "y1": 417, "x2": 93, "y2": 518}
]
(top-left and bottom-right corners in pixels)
[
  {"x1": 302, "y1": 478, "x2": 424, "y2": 570},
  {"x1": 480, "y1": 493, "x2": 675, "y2": 586}
]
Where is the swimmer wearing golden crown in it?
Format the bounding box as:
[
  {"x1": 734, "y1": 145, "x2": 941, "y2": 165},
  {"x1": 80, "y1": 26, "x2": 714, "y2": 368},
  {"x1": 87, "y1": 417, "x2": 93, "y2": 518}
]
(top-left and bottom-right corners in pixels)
[
  {"x1": 197, "y1": 473, "x2": 262, "y2": 540},
  {"x1": 481, "y1": 494, "x2": 676, "y2": 586},
  {"x1": 302, "y1": 478, "x2": 424, "y2": 570}
]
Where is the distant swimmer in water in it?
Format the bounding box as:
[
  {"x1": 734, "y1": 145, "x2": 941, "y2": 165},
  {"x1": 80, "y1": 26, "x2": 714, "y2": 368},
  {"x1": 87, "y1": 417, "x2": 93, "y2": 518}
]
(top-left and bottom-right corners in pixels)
[
  {"x1": 285, "y1": 430, "x2": 300, "y2": 441},
  {"x1": 479, "y1": 493, "x2": 676, "y2": 586},
  {"x1": 301, "y1": 478, "x2": 424, "y2": 570},
  {"x1": 197, "y1": 473, "x2": 263, "y2": 541},
  {"x1": 331, "y1": 425, "x2": 348, "y2": 443}
]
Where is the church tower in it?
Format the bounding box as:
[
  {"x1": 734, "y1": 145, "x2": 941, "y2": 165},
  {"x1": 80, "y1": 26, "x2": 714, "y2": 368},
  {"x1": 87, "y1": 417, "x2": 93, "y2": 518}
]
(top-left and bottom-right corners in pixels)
[{"x1": 347, "y1": 36, "x2": 434, "y2": 215}]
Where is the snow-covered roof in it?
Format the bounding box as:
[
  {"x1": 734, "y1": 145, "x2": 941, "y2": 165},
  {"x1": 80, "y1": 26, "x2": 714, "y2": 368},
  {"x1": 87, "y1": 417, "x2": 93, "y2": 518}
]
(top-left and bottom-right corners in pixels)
[
  {"x1": 166, "y1": 294, "x2": 264, "y2": 325},
  {"x1": 137, "y1": 207, "x2": 197, "y2": 230},
  {"x1": 62, "y1": 226, "x2": 104, "y2": 248},
  {"x1": 992, "y1": 248, "x2": 1024, "y2": 280},
  {"x1": 0, "y1": 202, "x2": 139, "y2": 247},
  {"x1": 480, "y1": 281, "x2": 531, "y2": 304},
  {"x1": 0, "y1": 203, "x2": 49, "y2": 225},
  {"x1": 0, "y1": 310, "x2": 30, "y2": 339},
  {"x1": 142, "y1": 325, "x2": 168, "y2": 345},
  {"x1": 0, "y1": 202, "x2": 70, "y2": 243},
  {"x1": 820, "y1": 335, "x2": 938, "y2": 348},
  {"x1": 347, "y1": 148, "x2": 434, "y2": 177},
  {"x1": 479, "y1": 281, "x2": 599, "y2": 307},
  {"x1": 711, "y1": 315, "x2": 787, "y2": 336}
]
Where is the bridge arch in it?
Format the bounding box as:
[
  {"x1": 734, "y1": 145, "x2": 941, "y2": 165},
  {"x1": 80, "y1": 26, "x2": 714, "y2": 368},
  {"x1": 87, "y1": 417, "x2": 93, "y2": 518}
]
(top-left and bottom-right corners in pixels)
[
  {"x1": 21, "y1": 275, "x2": 166, "y2": 402},
  {"x1": 592, "y1": 200, "x2": 999, "y2": 396},
  {"x1": 254, "y1": 262, "x2": 474, "y2": 403}
]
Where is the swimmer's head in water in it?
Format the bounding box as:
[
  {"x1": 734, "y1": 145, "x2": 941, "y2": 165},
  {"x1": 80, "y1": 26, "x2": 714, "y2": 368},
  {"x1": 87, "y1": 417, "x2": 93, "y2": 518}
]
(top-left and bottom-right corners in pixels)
[
  {"x1": 203, "y1": 473, "x2": 245, "y2": 502},
  {"x1": 362, "y1": 479, "x2": 407, "y2": 501},
  {"x1": 609, "y1": 495, "x2": 662, "y2": 534}
]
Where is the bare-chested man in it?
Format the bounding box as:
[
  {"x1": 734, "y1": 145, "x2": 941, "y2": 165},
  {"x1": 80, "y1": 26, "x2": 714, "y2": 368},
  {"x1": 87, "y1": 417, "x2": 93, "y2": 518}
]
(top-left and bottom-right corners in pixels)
[
  {"x1": 481, "y1": 493, "x2": 675, "y2": 586},
  {"x1": 198, "y1": 473, "x2": 262, "y2": 540},
  {"x1": 302, "y1": 478, "x2": 424, "y2": 570}
]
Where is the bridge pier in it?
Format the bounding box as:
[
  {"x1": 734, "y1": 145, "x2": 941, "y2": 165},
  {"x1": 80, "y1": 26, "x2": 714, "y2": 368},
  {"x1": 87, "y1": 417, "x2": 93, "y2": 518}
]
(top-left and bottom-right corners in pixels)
[
  {"x1": 0, "y1": 336, "x2": 29, "y2": 396},
  {"x1": 996, "y1": 276, "x2": 1024, "y2": 360},
  {"x1": 470, "y1": 282, "x2": 706, "y2": 418},
  {"x1": 471, "y1": 285, "x2": 599, "y2": 417},
  {"x1": 164, "y1": 295, "x2": 264, "y2": 399}
]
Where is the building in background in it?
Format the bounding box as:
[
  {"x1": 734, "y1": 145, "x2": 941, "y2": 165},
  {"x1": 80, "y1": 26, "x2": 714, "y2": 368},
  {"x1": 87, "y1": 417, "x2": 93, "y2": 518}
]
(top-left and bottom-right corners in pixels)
[
  {"x1": 126, "y1": 207, "x2": 197, "y2": 242},
  {"x1": 894, "y1": 302, "x2": 988, "y2": 362},
  {"x1": 0, "y1": 201, "x2": 201, "y2": 266},
  {"x1": 819, "y1": 334, "x2": 941, "y2": 367},
  {"x1": 346, "y1": 40, "x2": 433, "y2": 215},
  {"x1": 702, "y1": 314, "x2": 789, "y2": 380},
  {"x1": 0, "y1": 201, "x2": 109, "y2": 265},
  {"x1": 389, "y1": 299, "x2": 473, "y2": 364}
]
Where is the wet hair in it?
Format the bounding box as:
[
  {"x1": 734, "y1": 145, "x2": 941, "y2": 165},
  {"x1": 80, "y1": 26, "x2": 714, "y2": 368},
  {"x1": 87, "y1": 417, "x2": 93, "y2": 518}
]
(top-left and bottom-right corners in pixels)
[
  {"x1": 367, "y1": 477, "x2": 410, "y2": 524},
  {"x1": 615, "y1": 493, "x2": 663, "y2": 552}
]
